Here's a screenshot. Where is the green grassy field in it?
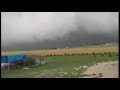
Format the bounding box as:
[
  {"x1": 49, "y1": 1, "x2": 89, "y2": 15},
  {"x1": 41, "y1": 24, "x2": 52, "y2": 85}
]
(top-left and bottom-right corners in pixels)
[{"x1": 1, "y1": 53, "x2": 118, "y2": 78}]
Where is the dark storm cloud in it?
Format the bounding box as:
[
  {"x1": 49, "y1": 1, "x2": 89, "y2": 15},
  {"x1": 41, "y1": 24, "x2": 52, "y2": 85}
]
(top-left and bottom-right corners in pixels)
[{"x1": 1, "y1": 12, "x2": 118, "y2": 51}]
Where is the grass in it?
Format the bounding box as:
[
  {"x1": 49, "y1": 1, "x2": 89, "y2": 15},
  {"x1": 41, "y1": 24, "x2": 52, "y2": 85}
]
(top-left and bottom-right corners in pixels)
[{"x1": 1, "y1": 53, "x2": 118, "y2": 78}]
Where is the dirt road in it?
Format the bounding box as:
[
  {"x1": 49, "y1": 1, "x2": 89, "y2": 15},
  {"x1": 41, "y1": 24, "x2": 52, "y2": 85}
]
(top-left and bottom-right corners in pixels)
[{"x1": 83, "y1": 61, "x2": 118, "y2": 78}]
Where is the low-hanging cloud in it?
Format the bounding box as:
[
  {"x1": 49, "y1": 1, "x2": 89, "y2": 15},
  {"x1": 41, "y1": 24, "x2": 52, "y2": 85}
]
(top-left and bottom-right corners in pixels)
[{"x1": 1, "y1": 12, "x2": 118, "y2": 51}]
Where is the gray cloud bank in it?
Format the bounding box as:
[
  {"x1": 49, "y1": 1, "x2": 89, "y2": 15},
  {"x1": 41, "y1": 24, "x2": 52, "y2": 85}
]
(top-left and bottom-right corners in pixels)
[{"x1": 1, "y1": 12, "x2": 118, "y2": 51}]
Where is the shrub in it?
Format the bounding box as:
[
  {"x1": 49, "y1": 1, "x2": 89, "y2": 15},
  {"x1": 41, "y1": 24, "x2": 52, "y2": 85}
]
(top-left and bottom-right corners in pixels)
[
  {"x1": 45, "y1": 55, "x2": 49, "y2": 57},
  {"x1": 49, "y1": 54, "x2": 52, "y2": 56},
  {"x1": 92, "y1": 52, "x2": 96, "y2": 57},
  {"x1": 71, "y1": 53, "x2": 74, "y2": 56},
  {"x1": 101, "y1": 54, "x2": 104, "y2": 56},
  {"x1": 65, "y1": 53, "x2": 67, "y2": 56},
  {"x1": 82, "y1": 53, "x2": 84, "y2": 55},
  {"x1": 78, "y1": 53, "x2": 81, "y2": 55},
  {"x1": 104, "y1": 52, "x2": 107, "y2": 54},
  {"x1": 92, "y1": 52, "x2": 95, "y2": 55}
]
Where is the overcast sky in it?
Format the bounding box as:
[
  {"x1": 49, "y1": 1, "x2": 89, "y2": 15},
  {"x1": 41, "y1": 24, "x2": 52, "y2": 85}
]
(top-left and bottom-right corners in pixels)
[{"x1": 1, "y1": 12, "x2": 118, "y2": 51}]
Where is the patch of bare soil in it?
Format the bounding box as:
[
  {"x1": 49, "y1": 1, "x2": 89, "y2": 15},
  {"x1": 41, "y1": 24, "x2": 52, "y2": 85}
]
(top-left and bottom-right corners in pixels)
[{"x1": 83, "y1": 61, "x2": 118, "y2": 78}]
